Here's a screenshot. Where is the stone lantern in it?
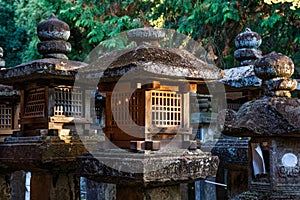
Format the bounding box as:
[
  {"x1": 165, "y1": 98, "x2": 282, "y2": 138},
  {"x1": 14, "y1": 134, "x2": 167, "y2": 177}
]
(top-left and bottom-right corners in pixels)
[
  {"x1": 223, "y1": 52, "x2": 300, "y2": 199},
  {"x1": 0, "y1": 14, "x2": 89, "y2": 140},
  {"x1": 0, "y1": 14, "x2": 90, "y2": 200},
  {"x1": 90, "y1": 28, "x2": 225, "y2": 150},
  {"x1": 77, "y1": 28, "x2": 223, "y2": 199}
]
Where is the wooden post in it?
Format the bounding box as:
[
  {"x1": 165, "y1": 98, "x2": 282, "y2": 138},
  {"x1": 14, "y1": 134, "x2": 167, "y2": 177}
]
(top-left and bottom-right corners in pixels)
[
  {"x1": 20, "y1": 90, "x2": 25, "y2": 132},
  {"x1": 183, "y1": 92, "x2": 190, "y2": 133},
  {"x1": 145, "y1": 91, "x2": 152, "y2": 141}
]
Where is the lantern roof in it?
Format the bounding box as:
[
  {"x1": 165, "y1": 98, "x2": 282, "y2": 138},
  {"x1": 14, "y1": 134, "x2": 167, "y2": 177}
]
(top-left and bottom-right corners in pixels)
[
  {"x1": 221, "y1": 65, "x2": 261, "y2": 89},
  {"x1": 80, "y1": 44, "x2": 225, "y2": 83},
  {"x1": 0, "y1": 58, "x2": 86, "y2": 87}
]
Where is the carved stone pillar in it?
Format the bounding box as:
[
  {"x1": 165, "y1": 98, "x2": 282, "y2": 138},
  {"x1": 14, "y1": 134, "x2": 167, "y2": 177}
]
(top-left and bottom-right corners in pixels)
[{"x1": 11, "y1": 171, "x2": 26, "y2": 200}]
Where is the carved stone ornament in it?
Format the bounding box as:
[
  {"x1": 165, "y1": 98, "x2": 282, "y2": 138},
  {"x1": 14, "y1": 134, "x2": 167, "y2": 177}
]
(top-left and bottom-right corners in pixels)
[
  {"x1": 254, "y1": 52, "x2": 297, "y2": 97},
  {"x1": 37, "y1": 14, "x2": 71, "y2": 59},
  {"x1": 234, "y1": 28, "x2": 262, "y2": 66}
]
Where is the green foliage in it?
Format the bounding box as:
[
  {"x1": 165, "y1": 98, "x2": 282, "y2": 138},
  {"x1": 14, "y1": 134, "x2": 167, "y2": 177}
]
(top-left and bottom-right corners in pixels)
[
  {"x1": 148, "y1": 0, "x2": 299, "y2": 73},
  {"x1": 0, "y1": 0, "x2": 28, "y2": 67},
  {"x1": 0, "y1": 0, "x2": 299, "y2": 78}
]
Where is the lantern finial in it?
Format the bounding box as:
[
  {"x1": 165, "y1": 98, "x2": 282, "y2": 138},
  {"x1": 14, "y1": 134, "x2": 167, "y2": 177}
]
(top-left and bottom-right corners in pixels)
[{"x1": 37, "y1": 14, "x2": 71, "y2": 59}]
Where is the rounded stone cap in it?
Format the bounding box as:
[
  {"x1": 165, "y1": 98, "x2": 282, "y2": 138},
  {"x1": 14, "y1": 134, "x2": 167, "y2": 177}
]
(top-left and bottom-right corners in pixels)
[
  {"x1": 37, "y1": 14, "x2": 70, "y2": 41},
  {"x1": 254, "y1": 52, "x2": 294, "y2": 80},
  {"x1": 234, "y1": 48, "x2": 262, "y2": 61},
  {"x1": 127, "y1": 28, "x2": 165, "y2": 46},
  {"x1": 37, "y1": 40, "x2": 71, "y2": 55},
  {"x1": 235, "y1": 28, "x2": 262, "y2": 49}
]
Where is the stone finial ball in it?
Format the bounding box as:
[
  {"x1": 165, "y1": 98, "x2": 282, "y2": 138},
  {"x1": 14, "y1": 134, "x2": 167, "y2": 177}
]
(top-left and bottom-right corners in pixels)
[
  {"x1": 235, "y1": 28, "x2": 262, "y2": 49},
  {"x1": 254, "y1": 52, "x2": 294, "y2": 80},
  {"x1": 37, "y1": 14, "x2": 70, "y2": 41}
]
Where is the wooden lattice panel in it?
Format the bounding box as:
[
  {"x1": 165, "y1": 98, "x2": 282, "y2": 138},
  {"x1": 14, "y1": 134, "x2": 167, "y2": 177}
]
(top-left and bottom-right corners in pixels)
[
  {"x1": 110, "y1": 91, "x2": 142, "y2": 127},
  {"x1": 0, "y1": 104, "x2": 12, "y2": 129},
  {"x1": 54, "y1": 87, "x2": 83, "y2": 117},
  {"x1": 150, "y1": 90, "x2": 182, "y2": 127},
  {"x1": 24, "y1": 88, "x2": 45, "y2": 118}
]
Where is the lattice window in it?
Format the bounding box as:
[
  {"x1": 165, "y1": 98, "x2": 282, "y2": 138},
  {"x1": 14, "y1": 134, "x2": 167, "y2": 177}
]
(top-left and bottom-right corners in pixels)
[
  {"x1": 110, "y1": 91, "x2": 142, "y2": 127},
  {"x1": 54, "y1": 87, "x2": 82, "y2": 117},
  {"x1": 24, "y1": 88, "x2": 45, "y2": 118},
  {"x1": 0, "y1": 105, "x2": 12, "y2": 129},
  {"x1": 150, "y1": 91, "x2": 182, "y2": 127}
]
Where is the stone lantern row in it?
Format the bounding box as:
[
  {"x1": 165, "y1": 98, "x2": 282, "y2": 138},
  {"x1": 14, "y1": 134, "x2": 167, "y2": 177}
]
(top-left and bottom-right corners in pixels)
[
  {"x1": 0, "y1": 13, "x2": 298, "y2": 200},
  {"x1": 0, "y1": 14, "x2": 222, "y2": 200}
]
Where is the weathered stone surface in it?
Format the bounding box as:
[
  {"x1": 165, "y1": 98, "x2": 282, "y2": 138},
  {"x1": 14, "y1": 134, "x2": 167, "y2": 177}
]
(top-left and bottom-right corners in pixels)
[
  {"x1": 0, "y1": 58, "x2": 87, "y2": 87},
  {"x1": 11, "y1": 171, "x2": 26, "y2": 200},
  {"x1": 78, "y1": 150, "x2": 219, "y2": 187},
  {"x1": 37, "y1": 40, "x2": 72, "y2": 54},
  {"x1": 0, "y1": 136, "x2": 88, "y2": 172},
  {"x1": 222, "y1": 97, "x2": 300, "y2": 137},
  {"x1": 81, "y1": 45, "x2": 225, "y2": 81},
  {"x1": 254, "y1": 52, "x2": 297, "y2": 97},
  {"x1": 234, "y1": 48, "x2": 262, "y2": 61},
  {"x1": 234, "y1": 28, "x2": 262, "y2": 67},
  {"x1": 221, "y1": 65, "x2": 261, "y2": 88},
  {"x1": 235, "y1": 28, "x2": 262, "y2": 49},
  {"x1": 37, "y1": 14, "x2": 71, "y2": 59},
  {"x1": 232, "y1": 137, "x2": 300, "y2": 200},
  {"x1": 254, "y1": 52, "x2": 294, "y2": 80},
  {"x1": 37, "y1": 14, "x2": 70, "y2": 41}
]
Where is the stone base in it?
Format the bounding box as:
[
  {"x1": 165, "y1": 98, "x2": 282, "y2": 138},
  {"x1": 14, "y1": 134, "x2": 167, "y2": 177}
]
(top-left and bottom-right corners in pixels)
[
  {"x1": 78, "y1": 149, "x2": 219, "y2": 187},
  {"x1": 11, "y1": 171, "x2": 26, "y2": 200},
  {"x1": 232, "y1": 191, "x2": 300, "y2": 200}
]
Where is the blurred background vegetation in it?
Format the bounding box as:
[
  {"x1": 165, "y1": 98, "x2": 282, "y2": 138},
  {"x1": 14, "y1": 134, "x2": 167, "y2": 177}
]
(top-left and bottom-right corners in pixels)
[{"x1": 0, "y1": 0, "x2": 299, "y2": 78}]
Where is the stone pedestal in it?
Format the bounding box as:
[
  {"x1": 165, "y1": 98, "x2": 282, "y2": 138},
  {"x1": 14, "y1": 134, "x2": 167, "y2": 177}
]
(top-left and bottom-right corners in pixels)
[
  {"x1": 0, "y1": 136, "x2": 87, "y2": 200},
  {"x1": 78, "y1": 149, "x2": 219, "y2": 200},
  {"x1": 11, "y1": 171, "x2": 26, "y2": 200}
]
